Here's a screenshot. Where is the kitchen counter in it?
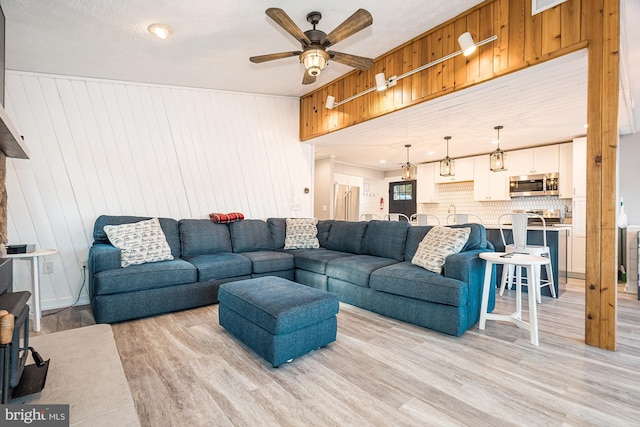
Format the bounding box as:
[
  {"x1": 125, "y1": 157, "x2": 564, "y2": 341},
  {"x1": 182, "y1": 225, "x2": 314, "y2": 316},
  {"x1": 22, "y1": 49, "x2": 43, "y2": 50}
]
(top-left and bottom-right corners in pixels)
[
  {"x1": 484, "y1": 226, "x2": 569, "y2": 297},
  {"x1": 484, "y1": 224, "x2": 571, "y2": 231}
]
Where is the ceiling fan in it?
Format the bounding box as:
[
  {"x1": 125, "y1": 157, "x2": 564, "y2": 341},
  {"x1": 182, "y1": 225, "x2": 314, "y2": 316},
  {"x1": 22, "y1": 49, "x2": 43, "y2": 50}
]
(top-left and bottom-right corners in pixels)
[{"x1": 249, "y1": 8, "x2": 374, "y2": 85}]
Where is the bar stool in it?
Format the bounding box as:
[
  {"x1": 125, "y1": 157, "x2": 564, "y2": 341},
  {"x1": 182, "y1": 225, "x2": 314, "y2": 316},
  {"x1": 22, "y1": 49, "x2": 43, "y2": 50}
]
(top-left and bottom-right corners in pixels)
[
  {"x1": 446, "y1": 213, "x2": 483, "y2": 225},
  {"x1": 479, "y1": 252, "x2": 548, "y2": 346},
  {"x1": 360, "y1": 213, "x2": 381, "y2": 221},
  {"x1": 409, "y1": 213, "x2": 440, "y2": 226},
  {"x1": 385, "y1": 213, "x2": 410, "y2": 222},
  {"x1": 498, "y1": 212, "x2": 556, "y2": 303}
]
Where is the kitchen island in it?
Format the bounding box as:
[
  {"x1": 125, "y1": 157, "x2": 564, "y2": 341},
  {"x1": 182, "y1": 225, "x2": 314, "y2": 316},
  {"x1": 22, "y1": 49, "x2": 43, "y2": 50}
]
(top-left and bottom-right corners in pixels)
[{"x1": 484, "y1": 225, "x2": 570, "y2": 297}]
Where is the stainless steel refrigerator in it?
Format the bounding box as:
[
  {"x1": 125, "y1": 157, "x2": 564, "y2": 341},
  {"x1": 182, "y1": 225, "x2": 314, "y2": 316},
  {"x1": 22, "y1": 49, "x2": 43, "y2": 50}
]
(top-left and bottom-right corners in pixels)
[{"x1": 333, "y1": 183, "x2": 360, "y2": 221}]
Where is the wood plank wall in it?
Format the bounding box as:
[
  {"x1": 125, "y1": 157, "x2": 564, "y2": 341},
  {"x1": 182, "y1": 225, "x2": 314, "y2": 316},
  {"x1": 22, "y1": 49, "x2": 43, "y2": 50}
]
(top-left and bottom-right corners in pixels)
[
  {"x1": 300, "y1": 0, "x2": 586, "y2": 141},
  {"x1": 4, "y1": 72, "x2": 313, "y2": 310}
]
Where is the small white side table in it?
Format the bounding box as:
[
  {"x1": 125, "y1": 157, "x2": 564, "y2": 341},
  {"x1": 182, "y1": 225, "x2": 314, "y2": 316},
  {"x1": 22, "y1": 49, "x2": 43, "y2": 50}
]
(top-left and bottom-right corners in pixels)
[
  {"x1": 479, "y1": 251, "x2": 548, "y2": 346},
  {"x1": 5, "y1": 248, "x2": 59, "y2": 332}
]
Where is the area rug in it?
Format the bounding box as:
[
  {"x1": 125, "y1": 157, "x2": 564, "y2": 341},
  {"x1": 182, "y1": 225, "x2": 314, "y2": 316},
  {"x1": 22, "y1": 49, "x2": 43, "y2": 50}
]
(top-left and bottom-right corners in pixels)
[{"x1": 11, "y1": 324, "x2": 140, "y2": 427}]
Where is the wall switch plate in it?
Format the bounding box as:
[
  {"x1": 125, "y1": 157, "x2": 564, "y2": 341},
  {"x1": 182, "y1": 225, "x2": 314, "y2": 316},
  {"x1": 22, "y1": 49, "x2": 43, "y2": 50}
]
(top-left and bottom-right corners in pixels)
[{"x1": 43, "y1": 261, "x2": 54, "y2": 274}]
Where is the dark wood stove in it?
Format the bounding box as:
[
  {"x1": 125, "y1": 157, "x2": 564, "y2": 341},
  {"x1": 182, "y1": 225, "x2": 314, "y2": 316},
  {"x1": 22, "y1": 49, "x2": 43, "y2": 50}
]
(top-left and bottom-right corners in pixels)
[{"x1": 0, "y1": 258, "x2": 48, "y2": 403}]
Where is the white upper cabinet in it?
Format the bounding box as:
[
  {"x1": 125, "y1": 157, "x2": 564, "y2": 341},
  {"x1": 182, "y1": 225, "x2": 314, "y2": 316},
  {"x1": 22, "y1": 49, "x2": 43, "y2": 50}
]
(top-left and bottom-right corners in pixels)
[
  {"x1": 558, "y1": 142, "x2": 573, "y2": 198},
  {"x1": 416, "y1": 163, "x2": 438, "y2": 203},
  {"x1": 507, "y1": 145, "x2": 559, "y2": 176},
  {"x1": 472, "y1": 155, "x2": 509, "y2": 201},
  {"x1": 434, "y1": 157, "x2": 474, "y2": 183},
  {"x1": 572, "y1": 137, "x2": 587, "y2": 198}
]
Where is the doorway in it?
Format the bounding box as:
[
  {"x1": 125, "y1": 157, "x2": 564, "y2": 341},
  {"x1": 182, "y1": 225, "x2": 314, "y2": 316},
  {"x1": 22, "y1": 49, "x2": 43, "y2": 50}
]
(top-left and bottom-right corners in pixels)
[{"x1": 388, "y1": 180, "x2": 416, "y2": 220}]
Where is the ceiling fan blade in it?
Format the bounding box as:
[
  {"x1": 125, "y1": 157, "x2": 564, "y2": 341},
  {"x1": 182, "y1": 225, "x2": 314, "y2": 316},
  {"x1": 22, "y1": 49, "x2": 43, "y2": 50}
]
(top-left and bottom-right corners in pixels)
[
  {"x1": 322, "y1": 9, "x2": 373, "y2": 47},
  {"x1": 266, "y1": 8, "x2": 311, "y2": 46},
  {"x1": 250, "y1": 51, "x2": 301, "y2": 63},
  {"x1": 302, "y1": 72, "x2": 316, "y2": 85},
  {"x1": 328, "y1": 51, "x2": 373, "y2": 70}
]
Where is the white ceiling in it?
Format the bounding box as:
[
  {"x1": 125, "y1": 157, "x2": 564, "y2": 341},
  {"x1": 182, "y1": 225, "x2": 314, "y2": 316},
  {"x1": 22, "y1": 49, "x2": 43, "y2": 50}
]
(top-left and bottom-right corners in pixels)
[{"x1": 1, "y1": 0, "x2": 638, "y2": 172}]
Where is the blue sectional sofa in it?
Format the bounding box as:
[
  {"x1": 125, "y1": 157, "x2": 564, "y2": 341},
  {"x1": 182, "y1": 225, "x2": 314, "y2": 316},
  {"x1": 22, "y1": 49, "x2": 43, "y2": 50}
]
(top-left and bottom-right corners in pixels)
[{"x1": 88, "y1": 215, "x2": 495, "y2": 336}]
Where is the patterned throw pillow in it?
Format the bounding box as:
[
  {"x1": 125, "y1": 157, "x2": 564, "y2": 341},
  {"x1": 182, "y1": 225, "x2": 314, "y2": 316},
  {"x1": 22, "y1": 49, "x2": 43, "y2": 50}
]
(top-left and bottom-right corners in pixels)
[
  {"x1": 103, "y1": 218, "x2": 174, "y2": 268},
  {"x1": 411, "y1": 226, "x2": 471, "y2": 274},
  {"x1": 284, "y1": 218, "x2": 320, "y2": 250}
]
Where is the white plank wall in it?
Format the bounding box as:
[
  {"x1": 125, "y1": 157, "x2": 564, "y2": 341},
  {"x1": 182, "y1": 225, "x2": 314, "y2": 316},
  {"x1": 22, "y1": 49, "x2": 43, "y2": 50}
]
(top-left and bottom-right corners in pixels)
[{"x1": 3, "y1": 71, "x2": 313, "y2": 310}]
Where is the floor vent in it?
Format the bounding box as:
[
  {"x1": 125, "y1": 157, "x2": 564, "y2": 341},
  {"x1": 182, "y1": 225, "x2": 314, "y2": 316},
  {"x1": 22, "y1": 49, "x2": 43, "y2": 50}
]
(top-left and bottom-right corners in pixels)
[{"x1": 532, "y1": 0, "x2": 567, "y2": 15}]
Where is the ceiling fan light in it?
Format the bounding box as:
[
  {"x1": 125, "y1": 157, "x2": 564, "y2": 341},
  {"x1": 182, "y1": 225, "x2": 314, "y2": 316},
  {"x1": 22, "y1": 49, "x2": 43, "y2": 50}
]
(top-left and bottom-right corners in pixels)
[
  {"x1": 301, "y1": 49, "x2": 329, "y2": 76},
  {"x1": 148, "y1": 23, "x2": 173, "y2": 40},
  {"x1": 457, "y1": 32, "x2": 476, "y2": 56}
]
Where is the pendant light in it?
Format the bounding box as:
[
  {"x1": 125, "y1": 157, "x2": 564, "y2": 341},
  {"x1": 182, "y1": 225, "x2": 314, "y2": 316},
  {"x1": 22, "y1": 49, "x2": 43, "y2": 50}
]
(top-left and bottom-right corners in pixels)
[
  {"x1": 401, "y1": 144, "x2": 417, "y2": 180},
  {"x1": 490, "y1": 125, "x2": 507, "y2": 172},
  {"x1": 440, "y1": 136, "x2": 455, "y2": 177}
]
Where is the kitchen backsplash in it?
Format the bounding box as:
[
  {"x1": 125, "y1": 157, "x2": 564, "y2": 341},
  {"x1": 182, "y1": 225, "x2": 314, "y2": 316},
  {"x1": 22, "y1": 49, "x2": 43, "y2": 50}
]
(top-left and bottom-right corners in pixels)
[{"x1": 419, "y1": 181, "x2": 572, "y2": 225}]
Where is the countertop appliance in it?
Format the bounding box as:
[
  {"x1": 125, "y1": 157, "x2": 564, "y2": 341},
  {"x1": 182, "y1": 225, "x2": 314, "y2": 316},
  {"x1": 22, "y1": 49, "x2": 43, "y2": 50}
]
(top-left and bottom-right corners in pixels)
[{"x1": 509, "y1": 173, "x2": 559, "y2": 197}]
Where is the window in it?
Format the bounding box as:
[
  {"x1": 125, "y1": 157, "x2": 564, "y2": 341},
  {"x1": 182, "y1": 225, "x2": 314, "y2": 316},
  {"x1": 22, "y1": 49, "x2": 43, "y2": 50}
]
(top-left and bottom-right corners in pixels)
[{"x1": 392, "y1": 183, "x2": 413, "y2": 201}]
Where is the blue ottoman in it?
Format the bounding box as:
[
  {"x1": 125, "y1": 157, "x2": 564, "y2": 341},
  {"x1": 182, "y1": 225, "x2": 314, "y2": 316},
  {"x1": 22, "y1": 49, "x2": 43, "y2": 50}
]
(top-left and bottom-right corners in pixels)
[{"x1": 218, "y1": 276, "x2": 339, "y2": 367}]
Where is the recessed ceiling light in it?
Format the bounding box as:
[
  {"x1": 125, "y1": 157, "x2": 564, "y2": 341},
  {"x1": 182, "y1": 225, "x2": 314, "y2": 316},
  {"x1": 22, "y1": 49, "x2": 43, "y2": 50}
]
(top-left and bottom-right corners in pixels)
[
  {"x1": 379, "y1": 160, "x2": 386, "y2": 164},
  {"x1": 148, "y1": 23, "x2": 173, "y2": 40},
  {"x1": 427, "y1": 151, "x2": 435, "y2": 156}
]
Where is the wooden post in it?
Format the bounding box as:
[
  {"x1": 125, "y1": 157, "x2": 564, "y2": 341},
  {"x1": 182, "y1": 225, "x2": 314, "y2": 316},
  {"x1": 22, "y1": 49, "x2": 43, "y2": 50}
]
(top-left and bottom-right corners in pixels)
[{"x1": 584, "y1": 0, "x2": 619, "y2": 350}]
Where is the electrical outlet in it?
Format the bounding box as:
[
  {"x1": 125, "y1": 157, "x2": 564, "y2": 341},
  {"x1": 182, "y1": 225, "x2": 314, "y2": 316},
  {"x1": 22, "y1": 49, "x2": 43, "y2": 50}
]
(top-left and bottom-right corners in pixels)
[
  {"x1": 43, "y1": 261, "x2": 54, "y2": 274},
  {"x1": 81, "y1": 259, "x2": 88, "y2": 269}
]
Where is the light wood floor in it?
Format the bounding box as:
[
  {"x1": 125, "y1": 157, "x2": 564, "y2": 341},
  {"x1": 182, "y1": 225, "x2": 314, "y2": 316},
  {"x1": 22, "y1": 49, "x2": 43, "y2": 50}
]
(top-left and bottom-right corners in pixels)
[{"x1": 39, "y1": 281, "x2": 640, "y2": 426}]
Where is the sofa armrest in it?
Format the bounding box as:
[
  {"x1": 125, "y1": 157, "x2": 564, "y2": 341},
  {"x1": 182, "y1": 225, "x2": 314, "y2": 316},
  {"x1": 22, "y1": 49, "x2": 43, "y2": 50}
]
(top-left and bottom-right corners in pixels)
[
  {"x1": 443, "y1": 249, "x2": 488, "y2": 283},
  {"x1": 443, "y1": 248, "x2": 496, "y2": 320},
  {"x1": 89, "y1": 243, "x2": 121, "y2": 275}
]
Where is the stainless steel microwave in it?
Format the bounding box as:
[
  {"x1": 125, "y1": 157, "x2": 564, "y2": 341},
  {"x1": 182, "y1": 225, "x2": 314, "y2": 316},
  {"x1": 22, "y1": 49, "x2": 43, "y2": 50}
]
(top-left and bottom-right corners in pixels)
[{"x1": 509, "y1": 173, "x2": 559, "y2": 197}]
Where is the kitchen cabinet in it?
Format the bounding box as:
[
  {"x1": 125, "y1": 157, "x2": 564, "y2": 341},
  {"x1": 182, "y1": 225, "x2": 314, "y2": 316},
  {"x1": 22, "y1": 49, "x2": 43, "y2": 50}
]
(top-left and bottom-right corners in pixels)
[
  {"x1": 508, "y1": 145, "x2": 559, "y2": 176},
  {"x1": 472, "y1": 155, "x2": 509, "y2": 201},
  {"x1": 434, "y1": 157, "x2": 474, "y2": 183},
  {"x1": 558, "y1": 142, "x2": 573, "y2": 198},
  {"x1": 572, "y1": 137, "x2": 586, "y2": 198},
  {"x1": 571, "y1": 197, "x2": 586, "y2": 274},
  {"x1": 334, "y1": 173, "x2": 363, "y2": 189},
  {"x1": 417, "y1": 163, "x2": 438, "y2": 203}
]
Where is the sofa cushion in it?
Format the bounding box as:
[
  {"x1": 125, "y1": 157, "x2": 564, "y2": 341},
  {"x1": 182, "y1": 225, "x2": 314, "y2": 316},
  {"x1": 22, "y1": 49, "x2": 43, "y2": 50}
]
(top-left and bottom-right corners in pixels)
[
  {"x1": 229, "y1": 219, "x2": 273, "y2": 252},
  {"x1": 103, "y1": 218, "x2": 174, "y2": 268},
  {"x1": 325, "y1": 221, "x2": 367, "y2": 254},
  {"x1": 239, "y1": 251, "x2": 295, "y2": 274},
  {"x1": 325, "y1": 255, "x2": 399, "y2": 287},
  {"x1": 294, "y1": 249, "x2": 354, "y2": 274},
  {"x1": 370, "y1": 262, "x2": 468, "y2": 306},
  {"x1": 179, "y1": 219, "x2": 232, "y2": 257},
  {"x1": 93, "y1": 215, "x2": 181, "y2": 257},
  {"x1": 412, "y1": 226, "x2": 470, "y2": 274},
  {"x1": 361, "y1": 220, "x2": 409, "y2": 262},
  {"x1": 316, "y1": 220, "x2": 333, "y2": 247},
  {"x1": 184, "y1": 253, "x2": 252, "y2": 281},
  {"x1": 267, "y1": 218, "x2": 287, "y2": 250},
  {"x1": 404, "y1": 223, "x2": 487, "y2": 261},
  {"x1": 284, "y1": 218, "x2": 320, "y2": 249},
  {"x1": 92, "y1": 258, "x2": 197, "y2": 296}
]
